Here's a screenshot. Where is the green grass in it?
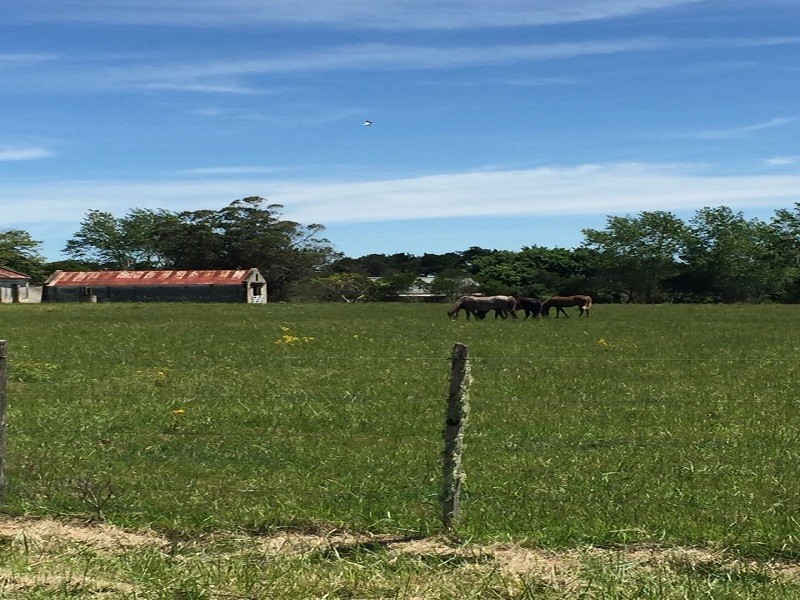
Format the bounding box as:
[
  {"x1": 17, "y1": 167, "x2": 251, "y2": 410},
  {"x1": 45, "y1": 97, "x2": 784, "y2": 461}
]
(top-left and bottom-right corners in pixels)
[{"x1": 1, "y1": 302, "x2": 799, "y2": 554}]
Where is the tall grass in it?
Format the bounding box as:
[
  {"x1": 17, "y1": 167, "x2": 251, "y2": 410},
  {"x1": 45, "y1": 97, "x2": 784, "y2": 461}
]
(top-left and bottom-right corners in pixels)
[{"x1": 1, "y1": 302, "x2": 798, "y2": 557}]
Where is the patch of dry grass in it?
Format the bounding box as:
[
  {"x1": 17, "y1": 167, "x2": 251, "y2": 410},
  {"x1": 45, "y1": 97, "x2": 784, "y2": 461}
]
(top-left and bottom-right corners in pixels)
[{"x1": 2, "y1": 516, "x2": 799, "y2": 599}]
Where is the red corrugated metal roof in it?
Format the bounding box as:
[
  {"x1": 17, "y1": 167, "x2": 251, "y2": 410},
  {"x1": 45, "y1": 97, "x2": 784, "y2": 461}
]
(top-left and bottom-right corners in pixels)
[
  {"x1": 47, "y1": 269, "x2": 254, "y2": 287},
  {"x1": 0, "y1": 268, "x2": 30, "y2": 280}
]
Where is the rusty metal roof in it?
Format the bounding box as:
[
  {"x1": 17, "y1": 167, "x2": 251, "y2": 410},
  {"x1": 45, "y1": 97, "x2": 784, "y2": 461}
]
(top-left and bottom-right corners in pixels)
[
  {"x1": 46, "y1": 269, "x2": 256, "y2": 287},
  {"x1": 0, "y1": 267, "x2": 30, "y2": 280}
]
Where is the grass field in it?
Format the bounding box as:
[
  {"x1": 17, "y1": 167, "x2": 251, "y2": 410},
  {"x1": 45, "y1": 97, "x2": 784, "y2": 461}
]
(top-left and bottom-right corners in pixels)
[{"x1": 1, "y1": 301, "x2": 799, "y2": 598}]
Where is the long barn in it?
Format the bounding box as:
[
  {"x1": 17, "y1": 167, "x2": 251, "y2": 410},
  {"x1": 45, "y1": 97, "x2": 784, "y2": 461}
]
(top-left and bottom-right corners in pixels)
[{"x1": 43, "y1": 269, "x2": 267, "y2": 303}]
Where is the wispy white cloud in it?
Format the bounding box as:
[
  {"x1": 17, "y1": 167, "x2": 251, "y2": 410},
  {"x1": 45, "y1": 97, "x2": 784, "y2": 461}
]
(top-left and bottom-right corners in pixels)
[
  {"x1": 764, "y1": 156, "x2": 798, "y2": 166},
  {"x1": 186, "y1": 104, "x2": 365, "y2": 126},
  {"x1": 675, "y1": 60, "x2": 755, "y2": 75},
  {"x1": 106, "y1": 38, "x2": 674, "y2": 87},
  {"x1": 8, "y1": 0, "x2": 706, "y2": 29},
  {"x1": 6, "y1": 35, "x2": 798, "y2": 96},
  {"x1": 0, "y1": 53, "x2": 58, "y2": 67},
  {"x1": 177, "y1": 166, "x2": 294, "y2": 176},
  {"x1": 693, "y1": 117, "x2": 799, "y2": 140},
  {"x1": 139, "y1": 82, "x2": 265, "y2": 95},
  {"x1": 501, "y1": 76, "x2": 583, "y2": 86},
  {"x1": 2, "y1": 163, "x2": 797, "y2": 230},
  {"x1": 0, "y1": 146, "x2": 53, "y2": 161},
  {"x1": 119, "y1": 36, "x2": 800, "y2": 78}
]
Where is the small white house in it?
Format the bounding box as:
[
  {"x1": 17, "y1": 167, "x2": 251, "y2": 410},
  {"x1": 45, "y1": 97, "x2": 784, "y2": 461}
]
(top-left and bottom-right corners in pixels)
[
  {"x1": 0, "y1": 267, "x2": 32, "y2": 303},
  {"x1": 370, "y1": 275, "x2": 480, "y2": 302}
]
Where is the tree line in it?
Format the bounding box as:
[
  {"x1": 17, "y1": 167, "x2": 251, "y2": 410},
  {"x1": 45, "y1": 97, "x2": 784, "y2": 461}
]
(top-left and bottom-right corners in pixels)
[{"x1": 2, "y1": 197, "x2": 799, "y2": 303}]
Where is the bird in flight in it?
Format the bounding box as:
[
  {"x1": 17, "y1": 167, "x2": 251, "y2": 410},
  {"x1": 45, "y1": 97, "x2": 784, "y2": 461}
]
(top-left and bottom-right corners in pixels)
[{"x1": 363, "y1": 120, "x2": 373, "y2": 127}]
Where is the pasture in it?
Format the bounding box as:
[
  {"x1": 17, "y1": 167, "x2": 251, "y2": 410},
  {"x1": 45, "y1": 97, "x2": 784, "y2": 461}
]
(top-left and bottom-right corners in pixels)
[{"x1": 1, "y1": 301, "x2": 799, "y2": 597}]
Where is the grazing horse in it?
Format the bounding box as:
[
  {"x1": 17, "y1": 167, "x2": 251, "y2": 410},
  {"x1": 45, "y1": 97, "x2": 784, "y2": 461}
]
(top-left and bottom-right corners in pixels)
[
  {"x1": 447, "y1": 295, "x2": 517, "y2": 320},
  {"x1": 541, "y1": 295, "x2": 592, "y2": 318},
  {"x1": 516, "y1": 297, "x2": 542, "y2": 319},
  {"x1": 473, "y1": 308, "x2": 509, "y2": 320}
]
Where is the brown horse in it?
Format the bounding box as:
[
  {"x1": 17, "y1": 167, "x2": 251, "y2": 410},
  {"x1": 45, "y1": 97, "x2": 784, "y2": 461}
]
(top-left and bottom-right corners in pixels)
[
  {"x1": 516, "y1": 297, "x2": 542, "y2": 319},
  {"x1": 447, "y1": 295, "x2": 517, "y2": 320},
  {"x1": 541, "y1": 295, "x2": 592, "y2": 318}
]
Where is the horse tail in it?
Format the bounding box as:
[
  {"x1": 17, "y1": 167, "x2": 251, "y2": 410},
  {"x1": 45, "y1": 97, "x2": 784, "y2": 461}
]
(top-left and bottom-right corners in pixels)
[
  {"x1": 507, "y1": 296, "x2": 518, "y2": 318},
  {"x1": 584, "y1": 296, "x2": 593, "y2": 309}
]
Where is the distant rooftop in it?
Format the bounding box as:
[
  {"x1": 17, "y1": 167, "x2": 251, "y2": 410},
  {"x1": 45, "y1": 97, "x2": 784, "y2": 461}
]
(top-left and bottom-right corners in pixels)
[
  {"x1": 0, "y1": 267, "x2": 30, "y2": 280},
  {"x1": 45, "y1": 269, "x2": 257, "y2": 287}
]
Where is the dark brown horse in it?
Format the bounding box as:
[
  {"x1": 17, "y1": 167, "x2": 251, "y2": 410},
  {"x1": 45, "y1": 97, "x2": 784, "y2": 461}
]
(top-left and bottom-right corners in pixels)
[
  {"x1": 447, "y1": 295, "x2": 517, "y2": 320},
  {"x1": 541, "y1": 295, "x2": 592, "y2": 318},
  {"x1": 516, "y1": 297, "x2": 542, "y2": 319}
]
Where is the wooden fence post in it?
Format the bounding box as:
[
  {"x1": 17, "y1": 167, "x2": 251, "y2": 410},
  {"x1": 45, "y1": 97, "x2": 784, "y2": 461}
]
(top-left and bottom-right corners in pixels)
[
  {"x1": 0, "y1": 340, "x2": 7, "y2": 499},
  {"x1": 443, "y1": 342, "x2": 470, "y2": 531}
]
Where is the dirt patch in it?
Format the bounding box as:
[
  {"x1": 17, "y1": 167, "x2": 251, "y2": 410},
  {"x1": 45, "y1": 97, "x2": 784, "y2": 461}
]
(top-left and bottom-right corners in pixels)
[
  {"x1": 0, "y1": 515, "x2": 168, "y2": 553},
  {"x1": 245, "y1": 525, "x2": 800, "y2": 584},
  {"x1": 0, "y1": 573, "x2": 136, "y2": 598},
  {"x1": 2, "y1": 515, "x2": 799, "y2": 585}
]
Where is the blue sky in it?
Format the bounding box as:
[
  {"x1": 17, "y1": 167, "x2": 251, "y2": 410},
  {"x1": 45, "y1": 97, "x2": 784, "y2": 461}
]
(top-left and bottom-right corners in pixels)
[{"x1": 2, "y1": 1, "x2": 799, "y2": 262}]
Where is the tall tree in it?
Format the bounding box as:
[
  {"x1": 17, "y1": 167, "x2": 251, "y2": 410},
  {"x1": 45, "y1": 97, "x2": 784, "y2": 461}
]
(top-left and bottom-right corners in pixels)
[
  {"x1": 151, "y1": 209, "x2": 226, "y2": 269},
  {"x1": 328, "y1": 254, "x2": 395, "y2": 277},
  {"x1": 64, "y1": 199, "x2": 337, "y2": 300},
  {"x1": 219, "y1": 197, "x2": 336, "y2": 300},
  {"x1": 684, "y1": 206, "x2": 782, "y2": 302},
  {"x1": 0, "y1": 229, "x2": 46, "y2": 281},
  {"x1": 156, "y1": 198, "x2": 337, "y2": 300},
  {"x1": 769, "y1": 202, "x2": 800, "y2": 301},
  {"x1": 582, "y1": 211, "x2": 690, "y2": 302},
  {"x1": 467, "y1": 246, "x2": 599, "y2": 298},
  {"x1": 469, "y1": 250, "x2": 528, "y2": 295},
  {"x1": 63, "y1": 208, "x2": 170, "y2": 269}
]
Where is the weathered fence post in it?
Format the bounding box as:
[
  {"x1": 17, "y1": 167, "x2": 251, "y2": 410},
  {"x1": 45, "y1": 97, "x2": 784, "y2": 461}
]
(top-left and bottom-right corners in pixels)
[
  {"x1": 0, "y1": 340, "x2": 7, "y2": 499},
  {"x1": 443, "y1": 342, "x2": 470, "y2": 531}
]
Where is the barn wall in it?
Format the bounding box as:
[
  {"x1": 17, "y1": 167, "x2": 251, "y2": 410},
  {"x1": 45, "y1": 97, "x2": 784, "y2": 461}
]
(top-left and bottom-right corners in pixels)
[{"x1": 44, "y1": 285, "x2": 248, "y2": 303}]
